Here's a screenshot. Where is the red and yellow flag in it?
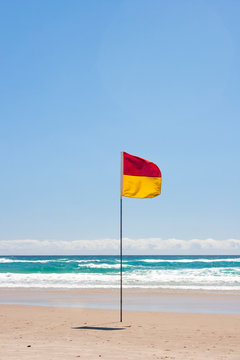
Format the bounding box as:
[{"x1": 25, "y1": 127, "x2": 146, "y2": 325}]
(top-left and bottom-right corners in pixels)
[{"x1": 122, "y1": 152, "x2": 161, "y2": 198}]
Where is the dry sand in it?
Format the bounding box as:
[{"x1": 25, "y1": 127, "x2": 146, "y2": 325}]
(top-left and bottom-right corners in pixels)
[{"x1": 0, "y1": 304, "x2": 240, "y2": 360}]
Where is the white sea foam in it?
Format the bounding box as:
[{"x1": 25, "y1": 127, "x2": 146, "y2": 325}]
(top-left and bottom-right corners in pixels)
[
  {"x1": 0, "y1": 258, "x2": 103, "y2": 264},
  {"x1": 142, "y1": 258, "x2": 240, "y2": 263},
  {"x1": 66, "y1": 259, "x2": 102, "y2": 263},
  {"x1": 1, "y1": 257, "x2": 239, "y2": 265},
  {"x1": 77, "y1": 263, "x2": 130, "y2": 269},
  {"x1": 0, "y1": 273, "x2": 117, "y2": 288},
  {"x1": 0, "y1": 268, "x2": 239, "y2": 290},
  {"x1": 0, "y1": 258, "x2": 55, "y2": 264},
  {"x1": 0, "y1": 258, "x2": 13, "y2": 263}
]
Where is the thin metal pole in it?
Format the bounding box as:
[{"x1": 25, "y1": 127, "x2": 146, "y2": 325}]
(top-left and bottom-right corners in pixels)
[
  {"x1": 120, "y1": 197, "x2": 123, "y2": 322},
  {"x1": 120, "y1": 152, "x2": 123, "y2": 322}
]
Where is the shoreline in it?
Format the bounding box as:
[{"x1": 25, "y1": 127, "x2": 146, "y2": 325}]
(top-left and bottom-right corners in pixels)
[{"x1": 0, "y1": 287, "x2": 240, "y2": 314}]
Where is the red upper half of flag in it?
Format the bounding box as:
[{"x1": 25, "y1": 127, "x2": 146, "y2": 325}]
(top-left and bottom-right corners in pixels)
[{"x1": 123, "y1": 152, "x2": 161, "y2": 177}]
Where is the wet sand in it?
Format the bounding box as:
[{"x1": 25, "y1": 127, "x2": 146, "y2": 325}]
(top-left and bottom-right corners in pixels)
[{"x1": 0, "y1": 287, "x2": 240, "y2": 314}]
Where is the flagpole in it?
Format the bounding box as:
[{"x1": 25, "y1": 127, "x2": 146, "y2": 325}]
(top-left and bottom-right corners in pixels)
[{"x1": 120, "y1": 152, "x2": 123, "y2": 322}]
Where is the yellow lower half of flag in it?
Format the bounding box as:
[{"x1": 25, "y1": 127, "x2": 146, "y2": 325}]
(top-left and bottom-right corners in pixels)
[{"x1": 122, "y1": 175, "x2": 161, "y2": 198}]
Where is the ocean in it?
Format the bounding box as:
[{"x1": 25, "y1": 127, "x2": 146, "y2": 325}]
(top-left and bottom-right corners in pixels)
[{"x1": 0, "y1": 255, "x2": 240, "y2": 291}]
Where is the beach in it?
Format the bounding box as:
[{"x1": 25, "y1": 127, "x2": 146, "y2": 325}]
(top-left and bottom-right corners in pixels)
[
  {"x1": 2, "y1": 0, "x2": 240, "y2": 357},
  {"x1": 0, "y1": 302, "x2": 240, "y2": 360},
  {"x1": 0, "y1": 289, "x2": 240, "y2": 360},
  {"x1": 1, "y1": 256, "x2": 240, "y2": 358},
  {"x1": 1, "y1": 288, "x2": 240, "y2": 314}
]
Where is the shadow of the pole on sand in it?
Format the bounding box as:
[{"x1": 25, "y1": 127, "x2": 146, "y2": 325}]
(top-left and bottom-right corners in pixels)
[{"x1": 73, "y1": 326, "x2": 125, "y2": 331}]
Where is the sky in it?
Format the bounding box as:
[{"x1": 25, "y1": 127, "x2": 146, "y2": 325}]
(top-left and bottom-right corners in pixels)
[{"x1": 0, "y1": 0, "x2": 240, "y2": 255}]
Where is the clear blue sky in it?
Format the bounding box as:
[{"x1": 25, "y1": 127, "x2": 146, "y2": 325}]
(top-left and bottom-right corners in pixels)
[{"x1": 0, "y1": 0, "x2": 239, "y2": 254}]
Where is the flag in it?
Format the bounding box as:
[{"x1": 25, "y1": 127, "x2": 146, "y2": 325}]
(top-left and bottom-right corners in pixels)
[{"x1": 122, "y1": 152, "x2": 161, "y2": 198}]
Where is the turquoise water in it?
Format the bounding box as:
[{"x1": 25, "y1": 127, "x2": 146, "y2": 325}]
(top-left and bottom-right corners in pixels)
[{"x1": 0, "y1": 255, "x2": 240, "y2": 290}]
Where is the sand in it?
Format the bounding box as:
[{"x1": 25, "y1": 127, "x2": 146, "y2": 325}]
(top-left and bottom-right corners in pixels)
[
  {"x1": 1, "y1": 287, "x2": 240, "y2": 314},
  {"x1": 0, "y1": 303, "x2": 240, "y2": 360}
]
